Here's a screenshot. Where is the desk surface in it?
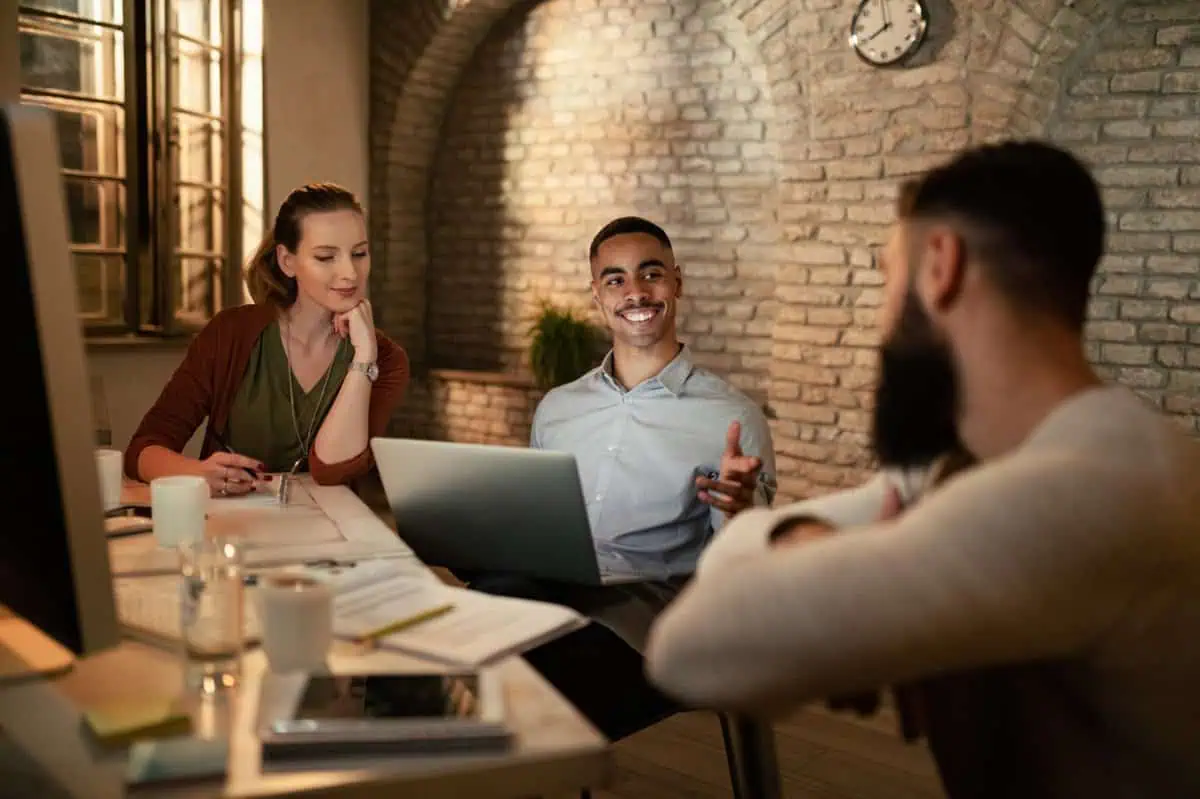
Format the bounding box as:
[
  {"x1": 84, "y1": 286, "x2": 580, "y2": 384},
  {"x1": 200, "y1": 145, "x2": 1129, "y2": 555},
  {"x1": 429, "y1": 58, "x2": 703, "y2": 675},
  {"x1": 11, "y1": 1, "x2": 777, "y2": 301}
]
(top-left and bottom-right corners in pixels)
[{"x1": 0, "y1": 479, "x2": 611, "y2": 798}]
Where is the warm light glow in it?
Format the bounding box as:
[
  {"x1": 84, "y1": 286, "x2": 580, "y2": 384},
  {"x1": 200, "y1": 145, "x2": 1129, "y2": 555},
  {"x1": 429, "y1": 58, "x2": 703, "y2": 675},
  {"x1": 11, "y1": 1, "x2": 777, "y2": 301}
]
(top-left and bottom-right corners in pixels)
[{"x1": 241, "y1": 0, "x2": 264, "y2": 304}]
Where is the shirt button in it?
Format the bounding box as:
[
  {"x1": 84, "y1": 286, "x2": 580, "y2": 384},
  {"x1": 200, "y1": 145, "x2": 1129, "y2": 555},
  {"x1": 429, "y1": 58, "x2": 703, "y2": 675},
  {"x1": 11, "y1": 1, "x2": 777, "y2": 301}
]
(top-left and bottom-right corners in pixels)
[
  {"x1": 595, "y1": 493, "x2": 604, "y2": 502},
  {"x1": 607, "y1": 444, "x2": 618, "y2": 452}
]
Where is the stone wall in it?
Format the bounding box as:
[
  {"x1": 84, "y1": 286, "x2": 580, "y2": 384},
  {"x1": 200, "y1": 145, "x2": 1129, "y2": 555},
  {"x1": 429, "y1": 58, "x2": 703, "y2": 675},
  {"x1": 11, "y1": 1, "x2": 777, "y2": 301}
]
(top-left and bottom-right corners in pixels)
[{"x1": 371, "y1": 0, "x2": 1200, "y2": 502}]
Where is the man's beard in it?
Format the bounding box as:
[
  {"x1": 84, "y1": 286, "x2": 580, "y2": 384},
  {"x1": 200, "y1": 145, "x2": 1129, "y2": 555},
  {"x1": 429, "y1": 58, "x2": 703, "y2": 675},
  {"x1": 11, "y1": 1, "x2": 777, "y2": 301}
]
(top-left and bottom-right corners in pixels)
[{"x1": 871, "y1": 292, "x2": 965, "y2": 469}]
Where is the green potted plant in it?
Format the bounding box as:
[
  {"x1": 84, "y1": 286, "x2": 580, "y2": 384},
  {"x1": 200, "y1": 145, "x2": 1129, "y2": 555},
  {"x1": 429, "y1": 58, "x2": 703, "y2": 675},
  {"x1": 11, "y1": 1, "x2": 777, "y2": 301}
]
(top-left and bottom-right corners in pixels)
[{"x1": 528, "y1": 303, "x2": 605, "y2": 390}]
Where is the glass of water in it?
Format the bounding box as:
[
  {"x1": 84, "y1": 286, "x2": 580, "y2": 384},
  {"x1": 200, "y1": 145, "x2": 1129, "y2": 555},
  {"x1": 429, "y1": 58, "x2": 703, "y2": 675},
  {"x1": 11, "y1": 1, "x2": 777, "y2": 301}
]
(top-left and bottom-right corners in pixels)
[{"x1": 179, "y1": 537, "x2": 244, "y2": 694}]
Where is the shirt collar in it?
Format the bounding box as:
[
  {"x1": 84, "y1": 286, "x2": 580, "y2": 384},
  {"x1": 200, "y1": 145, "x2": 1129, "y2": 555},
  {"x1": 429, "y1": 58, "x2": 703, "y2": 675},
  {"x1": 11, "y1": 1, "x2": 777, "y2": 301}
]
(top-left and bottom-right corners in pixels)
[{"x1": 597, "y1": 345, "x2": 694, "y2": 397}]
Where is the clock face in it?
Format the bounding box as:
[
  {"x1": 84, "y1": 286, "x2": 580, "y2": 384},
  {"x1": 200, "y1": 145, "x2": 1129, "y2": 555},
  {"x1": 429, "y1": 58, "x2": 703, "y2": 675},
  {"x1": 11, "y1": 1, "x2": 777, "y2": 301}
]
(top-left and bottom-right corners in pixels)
[{"x1": 849, "y1": 0, "x2": 929, "y2": 67}]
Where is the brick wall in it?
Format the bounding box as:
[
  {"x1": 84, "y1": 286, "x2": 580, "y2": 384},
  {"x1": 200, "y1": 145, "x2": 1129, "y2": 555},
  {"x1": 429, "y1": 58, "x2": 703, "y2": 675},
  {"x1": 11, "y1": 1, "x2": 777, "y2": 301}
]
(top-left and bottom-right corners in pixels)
[
  {"x1": 371, "y1": 0, "x2": 1200, "y2": 502},
  {"x1": 1049, "y1": 11, "x2": 1200, "y2": 418},
  {"x1": 427, "y1": 0, "x2": 780, "y2": 395},
  {"x1": 397, "y1": 370, "x2": 544, "y2": 446}
]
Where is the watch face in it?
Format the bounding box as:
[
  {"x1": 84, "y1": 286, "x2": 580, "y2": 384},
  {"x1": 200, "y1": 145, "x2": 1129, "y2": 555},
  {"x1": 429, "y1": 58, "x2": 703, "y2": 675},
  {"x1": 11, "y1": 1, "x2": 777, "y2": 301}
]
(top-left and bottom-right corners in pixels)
[
  {"x1": 366, "y1": 363, "x2": 379, "y2": 381},
  {"x1": 850, "y1": 0, "x2": 928, "y2": 67}
]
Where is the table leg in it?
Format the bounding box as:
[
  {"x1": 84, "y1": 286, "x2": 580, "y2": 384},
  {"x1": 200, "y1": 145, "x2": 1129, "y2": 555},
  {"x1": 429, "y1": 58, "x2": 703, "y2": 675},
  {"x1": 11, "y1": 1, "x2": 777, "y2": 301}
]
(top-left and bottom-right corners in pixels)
[{"x1": 725, "y1": 716, "x2": 782, "y2": 799}]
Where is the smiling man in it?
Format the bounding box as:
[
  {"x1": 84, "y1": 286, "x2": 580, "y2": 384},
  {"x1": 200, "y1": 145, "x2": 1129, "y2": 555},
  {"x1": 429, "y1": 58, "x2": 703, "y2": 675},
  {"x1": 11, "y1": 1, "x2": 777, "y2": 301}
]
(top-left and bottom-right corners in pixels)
[{"x1": 463, "y1": 216, "x2": 776, "y2": 741}]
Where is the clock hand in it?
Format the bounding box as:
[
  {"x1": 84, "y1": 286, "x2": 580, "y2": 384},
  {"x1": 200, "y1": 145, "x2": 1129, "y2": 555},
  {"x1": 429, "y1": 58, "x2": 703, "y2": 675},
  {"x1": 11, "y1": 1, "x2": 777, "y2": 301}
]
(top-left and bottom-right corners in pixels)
[
  {"x1": 880, "y1": 0, "x2": 891, "y2": 26},
  {"x1": 866, "y1": 22, "x2": 891, "y2": 42}
]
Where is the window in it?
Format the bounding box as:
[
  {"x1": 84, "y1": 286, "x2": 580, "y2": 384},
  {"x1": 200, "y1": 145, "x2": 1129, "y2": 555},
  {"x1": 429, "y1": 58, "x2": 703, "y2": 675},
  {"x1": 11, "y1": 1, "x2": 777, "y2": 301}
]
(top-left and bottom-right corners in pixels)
[{"x1": 17, "y1": 0, "x2": 264, "y2": 336}]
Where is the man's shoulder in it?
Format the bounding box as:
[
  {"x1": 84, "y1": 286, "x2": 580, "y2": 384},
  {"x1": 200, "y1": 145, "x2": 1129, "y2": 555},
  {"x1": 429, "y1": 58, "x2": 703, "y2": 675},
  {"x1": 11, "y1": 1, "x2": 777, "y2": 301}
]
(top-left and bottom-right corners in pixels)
[
  {"x1": 1033, "y1": 386, "x2": 1194, "y2": 479},
  {"x1": 682, "y1": 366, "x2": 767, "y2": 420},
  {"x1": 534, "y1": 367, "x2": 605, "y2": 418}
]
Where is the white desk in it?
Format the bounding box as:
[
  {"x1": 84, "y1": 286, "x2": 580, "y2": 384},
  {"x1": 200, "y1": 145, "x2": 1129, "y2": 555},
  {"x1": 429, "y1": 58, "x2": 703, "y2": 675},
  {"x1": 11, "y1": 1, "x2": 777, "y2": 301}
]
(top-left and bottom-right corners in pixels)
[{"x1": 0, "y1": 479, "x2": 611, "y2": 798}]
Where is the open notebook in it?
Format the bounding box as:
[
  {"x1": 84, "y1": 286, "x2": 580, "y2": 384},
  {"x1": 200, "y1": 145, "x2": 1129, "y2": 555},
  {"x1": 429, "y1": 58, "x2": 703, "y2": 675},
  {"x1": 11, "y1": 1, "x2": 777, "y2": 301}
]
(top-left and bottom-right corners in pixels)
[{"x1": 314, "y1": 561, "x2": 587, "y2": 668}]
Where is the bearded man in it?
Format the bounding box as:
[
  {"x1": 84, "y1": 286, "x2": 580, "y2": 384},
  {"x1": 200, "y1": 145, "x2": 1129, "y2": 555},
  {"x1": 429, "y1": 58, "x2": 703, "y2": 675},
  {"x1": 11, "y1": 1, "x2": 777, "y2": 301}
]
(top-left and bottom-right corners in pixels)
[{"x1": 646, "y1": 140, "x2": 1200, "y2": 798}]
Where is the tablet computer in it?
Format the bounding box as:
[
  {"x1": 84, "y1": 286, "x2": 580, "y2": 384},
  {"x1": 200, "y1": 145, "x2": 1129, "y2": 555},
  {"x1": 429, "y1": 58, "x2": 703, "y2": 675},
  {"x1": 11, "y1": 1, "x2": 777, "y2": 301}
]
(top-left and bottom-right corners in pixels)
[{"x1": 257, "y1": 670, "x2": 512, "y2": 761}]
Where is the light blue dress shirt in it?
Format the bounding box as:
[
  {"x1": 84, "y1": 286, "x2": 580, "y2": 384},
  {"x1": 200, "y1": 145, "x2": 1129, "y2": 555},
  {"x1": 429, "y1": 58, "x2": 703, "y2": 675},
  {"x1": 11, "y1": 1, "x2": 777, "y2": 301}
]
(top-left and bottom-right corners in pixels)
[{"x1": 531, "y1": 346, "x2": 777, "y2": 580}]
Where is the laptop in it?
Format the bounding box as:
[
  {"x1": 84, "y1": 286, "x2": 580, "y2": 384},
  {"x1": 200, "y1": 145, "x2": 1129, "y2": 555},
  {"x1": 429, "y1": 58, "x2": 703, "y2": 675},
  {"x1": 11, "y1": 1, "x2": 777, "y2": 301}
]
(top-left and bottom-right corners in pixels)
[{"x1": 370, "y1": 438, "x2": 641, "y2": 586}]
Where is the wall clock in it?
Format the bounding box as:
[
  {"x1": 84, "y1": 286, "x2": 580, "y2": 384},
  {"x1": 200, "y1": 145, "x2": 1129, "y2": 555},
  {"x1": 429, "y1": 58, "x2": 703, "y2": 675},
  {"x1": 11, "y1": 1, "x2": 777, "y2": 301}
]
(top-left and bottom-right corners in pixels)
[{"x1": 849, "y1": 0, "x2": 930, "y2": 68}]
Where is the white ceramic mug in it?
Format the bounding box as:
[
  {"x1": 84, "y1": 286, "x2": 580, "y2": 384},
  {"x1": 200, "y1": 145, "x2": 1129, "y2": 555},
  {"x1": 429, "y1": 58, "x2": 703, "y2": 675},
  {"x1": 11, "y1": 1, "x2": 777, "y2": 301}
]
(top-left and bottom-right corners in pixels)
[
  {"x1": 258, "y1": 573, "x2": 333, "y2": 673},
  {"x1": 94, "y1": 448, "x2": 123, "y2": 511},
  {"x1": 150, "y1": 475, "x2": 208, "y2": 547}
]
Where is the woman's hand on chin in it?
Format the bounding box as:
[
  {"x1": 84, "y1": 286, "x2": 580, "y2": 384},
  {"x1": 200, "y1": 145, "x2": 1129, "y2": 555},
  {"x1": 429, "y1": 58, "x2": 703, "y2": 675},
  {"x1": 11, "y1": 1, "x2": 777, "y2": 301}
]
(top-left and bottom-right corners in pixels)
[{"x1": 333, "y1": 299, "x2": 377, "y2": 360}]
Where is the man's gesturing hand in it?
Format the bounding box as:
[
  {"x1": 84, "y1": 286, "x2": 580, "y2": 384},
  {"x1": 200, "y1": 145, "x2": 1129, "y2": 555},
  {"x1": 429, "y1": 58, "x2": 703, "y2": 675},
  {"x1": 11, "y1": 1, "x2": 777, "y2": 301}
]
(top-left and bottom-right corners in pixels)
[{"x1": 696, "y1": 420, "x2": 763, "y2": 517}]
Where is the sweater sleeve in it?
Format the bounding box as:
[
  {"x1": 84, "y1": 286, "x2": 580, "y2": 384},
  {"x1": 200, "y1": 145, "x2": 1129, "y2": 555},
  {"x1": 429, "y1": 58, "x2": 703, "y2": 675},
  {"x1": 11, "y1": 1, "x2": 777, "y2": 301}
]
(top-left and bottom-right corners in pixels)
[
  {"x1": 646, "y1": 453, "x2": 1160, "y2": 716},
  {"x1": 695, "y1": 468, "x2": 927, "y2": 579},
  {"x1": 123, "y1": 320, "x2": 221, "y2": 480},
  {"x1": 309, "y1": 332, "x2": 410, "y2": 486}
]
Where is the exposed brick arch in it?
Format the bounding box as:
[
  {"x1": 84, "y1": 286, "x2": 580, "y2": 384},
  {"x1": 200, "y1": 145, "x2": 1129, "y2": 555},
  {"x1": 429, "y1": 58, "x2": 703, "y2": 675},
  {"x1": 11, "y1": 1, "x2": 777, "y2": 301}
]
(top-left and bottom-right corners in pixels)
[
  {"x1": 968, "y1": 0, "x2": 1125, "y2": 141},
  {"x1": 372, "y1": 0, "x2": 805, "y2": 374},
  {"x1": 763, "y1": 1, "x2": 1136, "y2": 499},
  {"x1": 370, "y1": 0, "x2": 529, "y2": 369}
]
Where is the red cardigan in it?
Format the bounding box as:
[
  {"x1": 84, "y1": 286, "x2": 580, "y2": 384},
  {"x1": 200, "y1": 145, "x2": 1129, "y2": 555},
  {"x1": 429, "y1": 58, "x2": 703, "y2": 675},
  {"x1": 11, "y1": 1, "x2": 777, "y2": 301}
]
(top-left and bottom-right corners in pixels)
[{"x1": 124, "y1": 303, "x2": 410, "y2": 486}]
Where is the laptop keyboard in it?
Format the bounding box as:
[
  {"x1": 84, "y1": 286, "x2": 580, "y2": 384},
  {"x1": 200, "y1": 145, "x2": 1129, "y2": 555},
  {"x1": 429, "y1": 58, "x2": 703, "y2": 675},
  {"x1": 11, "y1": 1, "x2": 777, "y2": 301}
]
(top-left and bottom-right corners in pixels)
[{"x1": 115, "y1": 576, "x2": 262, "y2": 643}]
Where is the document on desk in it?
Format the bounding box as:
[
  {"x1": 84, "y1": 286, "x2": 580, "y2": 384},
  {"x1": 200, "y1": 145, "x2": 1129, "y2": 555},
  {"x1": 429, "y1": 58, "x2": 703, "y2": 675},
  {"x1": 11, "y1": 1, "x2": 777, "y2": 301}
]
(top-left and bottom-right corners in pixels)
[{"x1": 327, "y1": 562, "x2": 586, "y2": 667}]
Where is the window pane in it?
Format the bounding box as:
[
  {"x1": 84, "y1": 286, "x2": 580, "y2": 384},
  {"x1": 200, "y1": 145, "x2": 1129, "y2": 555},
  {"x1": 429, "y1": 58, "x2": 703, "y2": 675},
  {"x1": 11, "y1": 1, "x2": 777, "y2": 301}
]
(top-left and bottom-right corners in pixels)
[
  {"x1": 19, "y1": 16, "x2": 124, "y2": 101},
  {"x1": 176, "y1": 116, "x2": 223, "y2": 185},
  {"x1": 73, "y1": 252, "x2": 125, "y2": 324},
  {"x1": 24, "y1": 100, "x2": 126, "y2": 176},
  {"x1": 174, "y1": 256, "x2": 221, "y2": 325},
  {"x1": 64, "y1": 176, "x2": 125, "y2": 247},
  {"x1": 19, "y1": 0, "x2": 123, "y2": 25},
  {"x1": 173, "y1": 37, "x2": 222, "y2": 117},
  {"x1": 173, "y1": 0, "x2": 222, "y2": 47},
  {"x1": 177, "y1": 187, "x2": 224, "y2": 255}
]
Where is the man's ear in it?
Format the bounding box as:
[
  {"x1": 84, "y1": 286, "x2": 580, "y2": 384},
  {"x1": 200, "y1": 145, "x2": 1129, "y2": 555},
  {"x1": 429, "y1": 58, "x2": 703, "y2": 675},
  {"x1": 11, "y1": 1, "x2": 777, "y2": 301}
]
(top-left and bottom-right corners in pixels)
[
  {"x1": 674, "y1": 265, "x2": 683, "y2": 298},
  {"x1": 916, "y1": 226, "x2": 966, "y2": 314}
]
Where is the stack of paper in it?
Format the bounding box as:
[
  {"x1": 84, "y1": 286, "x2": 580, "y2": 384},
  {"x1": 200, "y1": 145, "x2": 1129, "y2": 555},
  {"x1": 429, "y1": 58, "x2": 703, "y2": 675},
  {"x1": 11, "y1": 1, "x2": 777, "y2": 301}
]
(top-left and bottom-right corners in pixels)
[{"x1": 325, "y1": 561, "x2": 587, "y2": 667}]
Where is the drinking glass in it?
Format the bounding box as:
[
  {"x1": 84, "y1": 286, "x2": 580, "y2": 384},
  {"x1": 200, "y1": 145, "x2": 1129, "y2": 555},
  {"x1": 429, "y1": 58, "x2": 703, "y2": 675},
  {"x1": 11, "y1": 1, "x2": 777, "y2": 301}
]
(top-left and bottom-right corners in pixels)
[{"x1": 179, "y1": 537, "x2": 244, "y2": 694}]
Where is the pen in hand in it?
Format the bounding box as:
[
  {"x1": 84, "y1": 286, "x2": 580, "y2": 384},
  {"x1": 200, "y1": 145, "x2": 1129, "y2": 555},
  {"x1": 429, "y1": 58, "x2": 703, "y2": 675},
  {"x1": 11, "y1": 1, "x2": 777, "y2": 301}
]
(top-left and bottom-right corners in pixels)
[{"x1": 209, "y1": 429, "x2": 267, "y2": 483}]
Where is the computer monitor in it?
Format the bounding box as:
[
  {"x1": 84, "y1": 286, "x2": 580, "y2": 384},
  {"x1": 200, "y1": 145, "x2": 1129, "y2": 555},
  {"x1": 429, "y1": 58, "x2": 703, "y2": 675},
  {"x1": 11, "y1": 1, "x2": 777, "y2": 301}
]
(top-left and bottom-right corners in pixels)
[{"x1": 0, "y1": 103, "x2": 120, "y2": 681}]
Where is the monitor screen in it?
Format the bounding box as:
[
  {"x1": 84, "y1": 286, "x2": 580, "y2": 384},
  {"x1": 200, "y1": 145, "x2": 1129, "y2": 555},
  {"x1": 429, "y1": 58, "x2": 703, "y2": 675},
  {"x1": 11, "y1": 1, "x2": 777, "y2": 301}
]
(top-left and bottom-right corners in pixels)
[{"x1": 0, "y1": 104, "x2": 118, "y2": 663}]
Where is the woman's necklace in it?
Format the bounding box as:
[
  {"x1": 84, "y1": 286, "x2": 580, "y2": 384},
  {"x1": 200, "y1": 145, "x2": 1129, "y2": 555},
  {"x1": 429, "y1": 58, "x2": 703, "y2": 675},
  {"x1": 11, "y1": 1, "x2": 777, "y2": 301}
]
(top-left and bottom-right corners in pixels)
[{"x1": 279, "y1": 318, "x2": 341, "y2": 502}]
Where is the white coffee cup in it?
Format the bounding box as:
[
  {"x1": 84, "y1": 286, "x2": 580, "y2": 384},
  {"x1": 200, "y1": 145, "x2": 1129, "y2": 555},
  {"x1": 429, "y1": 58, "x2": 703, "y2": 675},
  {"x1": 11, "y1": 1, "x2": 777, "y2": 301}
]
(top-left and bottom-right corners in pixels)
[
  {"x1": 150, "y1": 475, "x2": 208, "y2": 547},
  {"x1": 94, "y1": 448, "x2": 123, "y2": 511},
  {"x1": 258, "y1": 573, "x2": 333, "y2": 673}
]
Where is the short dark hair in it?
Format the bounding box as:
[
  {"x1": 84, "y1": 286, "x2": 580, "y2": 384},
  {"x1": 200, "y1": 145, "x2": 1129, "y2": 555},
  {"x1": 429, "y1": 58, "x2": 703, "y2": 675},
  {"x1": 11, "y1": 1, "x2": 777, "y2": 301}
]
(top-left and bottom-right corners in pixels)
[
  {"x1": 588, "y1": 216, "x2": 672, "y2": 260},
  {"x1": 896, "y1": 140, "x2": 1105, "y2": 330}
]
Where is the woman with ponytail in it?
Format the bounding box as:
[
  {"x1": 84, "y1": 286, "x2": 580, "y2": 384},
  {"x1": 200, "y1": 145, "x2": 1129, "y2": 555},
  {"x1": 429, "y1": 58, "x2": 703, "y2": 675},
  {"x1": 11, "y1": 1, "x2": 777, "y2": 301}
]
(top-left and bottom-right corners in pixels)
[{"x1": 125, "y1": 183, "x2": 409, "y2": 495}]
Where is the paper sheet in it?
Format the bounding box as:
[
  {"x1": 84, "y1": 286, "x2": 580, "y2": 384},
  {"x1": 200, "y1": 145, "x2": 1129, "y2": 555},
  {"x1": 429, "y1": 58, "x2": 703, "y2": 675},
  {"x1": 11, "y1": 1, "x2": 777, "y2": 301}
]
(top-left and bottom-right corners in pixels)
[
  {"x1": 329, "y1": 567, "x2": 586, "y2": 667},
  {"x1": 377, "y1": 586, "x2": 587, "y2": 667}
]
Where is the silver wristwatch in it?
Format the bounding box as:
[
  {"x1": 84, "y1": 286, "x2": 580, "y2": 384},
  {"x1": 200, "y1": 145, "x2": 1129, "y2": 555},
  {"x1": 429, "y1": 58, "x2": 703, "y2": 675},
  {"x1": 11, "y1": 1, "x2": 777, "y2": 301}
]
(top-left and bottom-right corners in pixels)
[{"x1": 351, "y1": 360, "x2": 379, "y2": 383}]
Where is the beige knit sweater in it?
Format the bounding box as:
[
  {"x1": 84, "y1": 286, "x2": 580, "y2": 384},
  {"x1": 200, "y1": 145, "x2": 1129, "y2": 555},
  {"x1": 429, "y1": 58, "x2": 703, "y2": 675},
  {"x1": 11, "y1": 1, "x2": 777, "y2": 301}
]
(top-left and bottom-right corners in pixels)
[{"x1": 647, "y1": 387, "x2": 1200, "y2": 798}]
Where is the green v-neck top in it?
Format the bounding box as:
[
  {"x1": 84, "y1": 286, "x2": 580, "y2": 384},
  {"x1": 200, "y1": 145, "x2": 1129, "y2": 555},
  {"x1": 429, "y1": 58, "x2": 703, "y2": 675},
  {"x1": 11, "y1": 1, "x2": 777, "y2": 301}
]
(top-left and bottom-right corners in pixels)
[{"x1": 223, "y1": 320, "x2": 352, "y2": 473}]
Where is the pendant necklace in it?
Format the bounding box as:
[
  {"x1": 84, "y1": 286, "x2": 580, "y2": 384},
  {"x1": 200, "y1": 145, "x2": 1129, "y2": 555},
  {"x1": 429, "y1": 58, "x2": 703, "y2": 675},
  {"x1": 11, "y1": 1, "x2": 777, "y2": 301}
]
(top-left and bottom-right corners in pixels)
[{"x1": 279, "y1": 318, "x2": 341, "y2": 503}]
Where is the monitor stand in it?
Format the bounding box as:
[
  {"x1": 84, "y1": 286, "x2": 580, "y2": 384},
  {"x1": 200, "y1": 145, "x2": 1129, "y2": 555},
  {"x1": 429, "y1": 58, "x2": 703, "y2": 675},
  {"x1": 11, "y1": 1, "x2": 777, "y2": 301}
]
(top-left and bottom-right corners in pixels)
[{"x1": 0, "y1": 612, "x2": 74, "y2": 684}]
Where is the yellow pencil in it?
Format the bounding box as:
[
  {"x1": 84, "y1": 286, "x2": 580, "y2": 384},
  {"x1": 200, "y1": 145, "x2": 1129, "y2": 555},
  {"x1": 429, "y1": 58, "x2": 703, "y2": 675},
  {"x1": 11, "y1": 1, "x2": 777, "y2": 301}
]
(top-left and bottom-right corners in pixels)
[{"x1": 356, "y1": 603, "x2": 456, "y2": 643}]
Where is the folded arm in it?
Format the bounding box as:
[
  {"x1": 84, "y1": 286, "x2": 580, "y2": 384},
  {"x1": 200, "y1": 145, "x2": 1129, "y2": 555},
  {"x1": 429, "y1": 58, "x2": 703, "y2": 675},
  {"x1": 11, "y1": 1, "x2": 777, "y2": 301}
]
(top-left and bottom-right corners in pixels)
[
  {"x1": 647, "y1": 456, "x2": 1158, "y2": 716},
  {"x1": 697, "y1": 467, "x2": 928, "y2": 577}
]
